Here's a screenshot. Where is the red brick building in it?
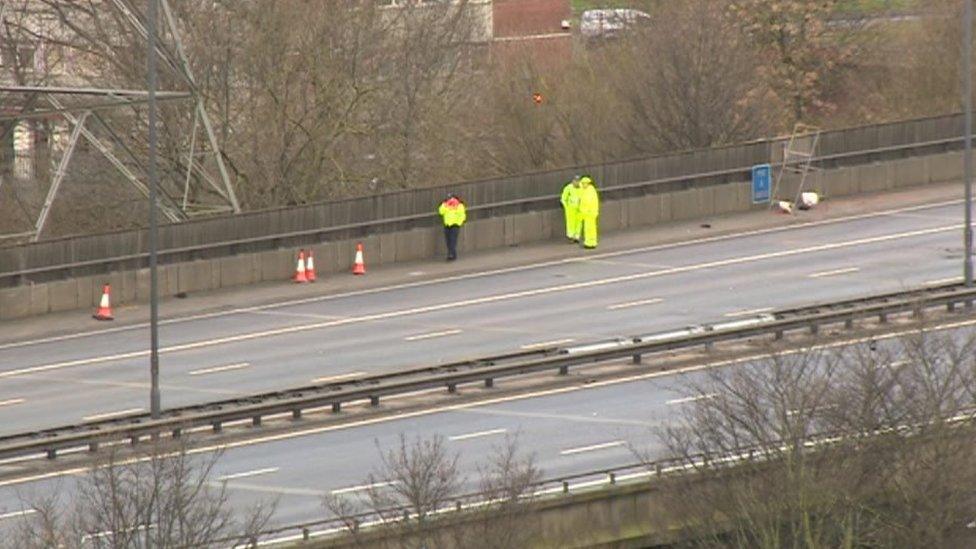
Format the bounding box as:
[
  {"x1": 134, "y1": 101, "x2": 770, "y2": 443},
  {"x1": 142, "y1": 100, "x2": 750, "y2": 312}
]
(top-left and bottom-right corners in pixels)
[{"x1": 490, "y1": 0, "x2": 571, "y2": 67}]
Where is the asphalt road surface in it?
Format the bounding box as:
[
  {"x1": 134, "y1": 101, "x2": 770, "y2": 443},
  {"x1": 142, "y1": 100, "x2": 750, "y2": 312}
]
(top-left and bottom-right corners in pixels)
[
  {"x1": 0, "y1": 198, "x2": 969, "y2": 538},
  {"x1": 0, "y1": 200, "x2": 963, "y2": 433},
  {"x1": 1, "y1": 316, "x2": 973, "y2": 540}
]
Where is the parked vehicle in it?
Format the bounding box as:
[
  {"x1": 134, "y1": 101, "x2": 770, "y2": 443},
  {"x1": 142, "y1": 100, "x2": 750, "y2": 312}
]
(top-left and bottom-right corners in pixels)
[{"x1": 579, "y1": 8, "x2": 650, "y2": 40}]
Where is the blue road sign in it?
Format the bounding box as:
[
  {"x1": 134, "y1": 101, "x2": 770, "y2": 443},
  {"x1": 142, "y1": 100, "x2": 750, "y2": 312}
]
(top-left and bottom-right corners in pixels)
[{"x1": 752, "y1": 164, "x2": 771, "y2": 204}]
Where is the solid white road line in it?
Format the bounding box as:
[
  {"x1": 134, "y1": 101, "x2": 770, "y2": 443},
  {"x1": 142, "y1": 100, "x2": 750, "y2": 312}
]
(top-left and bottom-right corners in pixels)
[
  {"x1": 404, "y1": 329, "x2": 462, "y2": 341},
  {"x1": 217, "y1": 467, "x2": 279, "y2": 482},
  {"x1": 520, "y1": 338, "x2": 576, "y2": 350},
  {"x1": 311, "y1": 372, "x2": 366, "y2": 384},
  {"x1": 0, "y1": 509, "x2": 36, "y2": 521},
  {"x1": 331, "y1": 481, "x2": 397, "y2": 495},
  {"x1": 8, "y1": 316, "x2": 976, "y2": 492},
  {"x1": 2, "y1": 225, "x2": 958, "y2": 381},
  {"x1": 82, "y1": 408, "x2": 143, "y2": 421},
  {"x1": 724, "y1": 307, "x2": 774, "y2": 318},
  {"x1": 188, "y1": 362, "x2": 250, "y2": 376},
  {"x1": 666, "y1": 393, "x2": 717, "y2": 405},
  {"x1": 809, "y1": 266, "x2": 860, "y2": 278},
  {"x1": 560, "y1": 440, "x2": 627, "y2": 456},
  {"x1": 926, "y1": 276, "x2": 963, "y2": 285},
  {"x1": 0, "y1": 398, "x2": 25, "y2": 408},
  {"x1": 606, "y1": 298, "x2": 663, "y2": 310},
  {"x1": 448, "y1": 428, "x2": 507, "y2": 441},
  {"x1": 209, "y1": 481, "x2": 325, "y2": 497},
  {"x1": 1, "y1": 199, "x2": 961, "y2": 354}
]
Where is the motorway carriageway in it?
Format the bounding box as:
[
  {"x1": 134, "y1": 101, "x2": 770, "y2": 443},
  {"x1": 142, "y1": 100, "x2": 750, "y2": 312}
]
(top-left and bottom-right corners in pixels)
[
  {"x1": 0, "y1": 200, "x2": 965, "y2": 434},
  {"x1": 0, "y1": 316, "x2": 973, "y2": 537}
]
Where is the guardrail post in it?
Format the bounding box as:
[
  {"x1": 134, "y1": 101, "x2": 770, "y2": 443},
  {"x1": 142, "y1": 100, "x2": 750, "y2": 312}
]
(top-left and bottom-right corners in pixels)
[
  {"x1": 844, "y1": 318, "x2": 854, "y2": 330},
  {"x1": 447, "y1": 383, "x2": 457, "y2": 394},
  {"x1": 775, "y1": 330, "x2": 783, "y2": 340},
  {"x1": 608, "y1": 472, "x2": 616, "y2": 485},
  {"x1": 484, "y1": 378, "x2": 494, "y2": 388},
  {"x1": 252, "y1": 416, "x2": 262, "y2": 427},
  {"x1": 655, "y1": 463, "x2": 662, "y2": 477},
  {"x1": 292, "y1": 409, "x2": 302, "y2": 420},
  {"x1": 130, "y1": 435, "x2": 139, "y2": 446},
  {"x1": 172, "y1": 428, "x2": 181, "y2": 439},
  {"x1": 402, "y1": 510, "x2": 409, "y2": 521},
  {"x1": 562, "y1": 480, "x2": 569, "y2": 493},
  {"x1": 332, "y1": 402, "x2": 341, "y2": 414},
  {"x1": 89, "y1": 442, "x2": 99, "y2": 452},
  {"x1": 46, "y1": 449, "x2": 56, "y2": 460},
  {"x1": 948, "y1": 300, "x2": 957, "y2": 313},
  {"x1": 370, "y1": 396, "x2": 380, "y2": 407},
  {"x1": 704, "y1": 341, "x2": 714, "y2": 353},
  {"x1": 212, "y1": 421, "x2": 222, "y2": 433},
  {"x1": 456, "y1": 501, "x2": 462, "y2": 511},
  {"x1": 302, "y1": 528, "x2": 310, "y2": 541},
  {"x1": 809, "y1": 323, "x2": 819, "y2": 335},
  {"x1": 913, "y1": 305, "x2": 924, "y2": 319},
  {"x1": 558, "y1": 365, "x2": 568, "y2": 376},
  {"x1": 632, "y1": 354, "x2": 642, "y2": 365},
  {"x1": 879, "y1": 312, "x2": 888, "y2": 323}
]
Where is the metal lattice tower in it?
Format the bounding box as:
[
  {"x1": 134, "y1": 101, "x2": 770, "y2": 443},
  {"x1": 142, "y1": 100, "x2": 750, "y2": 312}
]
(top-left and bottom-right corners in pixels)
[{"x1": 0, "y1": 0, "x2": 240, "y2": 243}]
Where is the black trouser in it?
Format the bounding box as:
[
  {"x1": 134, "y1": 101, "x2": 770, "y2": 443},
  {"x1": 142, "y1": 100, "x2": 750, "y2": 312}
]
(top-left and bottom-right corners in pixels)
[{"x1": 444, "y1": 225, "x2": 460, "y2": 259}]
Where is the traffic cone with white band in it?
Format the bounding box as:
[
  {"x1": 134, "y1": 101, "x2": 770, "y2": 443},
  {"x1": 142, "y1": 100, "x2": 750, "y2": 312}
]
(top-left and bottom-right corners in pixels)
[
  {"x1": 352, "y1": 243, "x2": 366, "y2": 275},
  {"x1": 93, "y1": 284, "x2": 114, "y2": 321},
  {"x1": 294, "y1": 250, "x2": 309, "y2": 283}
]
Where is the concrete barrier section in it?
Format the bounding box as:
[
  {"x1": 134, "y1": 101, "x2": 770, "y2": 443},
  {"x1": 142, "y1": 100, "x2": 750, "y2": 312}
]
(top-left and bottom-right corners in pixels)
[
  {"x1": 929, "y1": 151, "x2": 963, "y2": 183},
  {"x1": 0, "y1": 286, "x2": 31, "y2": 319},
  {"x1": 2, "y1": 152, "x2": 954, "y2": 320}
]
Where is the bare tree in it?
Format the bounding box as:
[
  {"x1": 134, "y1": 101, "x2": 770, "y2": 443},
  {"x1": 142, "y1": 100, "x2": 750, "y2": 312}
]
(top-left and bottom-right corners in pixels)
[
  {"x1": 651, "y1": 328, "x2": 976, "y2": 548},
  {"x1": 326, "y1": 433, "x2": 541, "y2": 549},
  {"x1": 9, "y1": 441, "x2": 274, "y2": 549},
  {"x1": 728, "y1": 0, "x2": 866, "y2": 125},
  {"x1": 609, "y1": 0, "x2": 775, "y2": 153}
]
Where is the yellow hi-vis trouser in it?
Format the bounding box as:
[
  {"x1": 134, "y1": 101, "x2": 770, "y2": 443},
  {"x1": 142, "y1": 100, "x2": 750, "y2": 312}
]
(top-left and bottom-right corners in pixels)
[
  {"x1": 581, "y1": 215, "x2": 598, "y2": 248},
  {"x1": 564, "y1": 208, "x2": 581, "y2": 240}
]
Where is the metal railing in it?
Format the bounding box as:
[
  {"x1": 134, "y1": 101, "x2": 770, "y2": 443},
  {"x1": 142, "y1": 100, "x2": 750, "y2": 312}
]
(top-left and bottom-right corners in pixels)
[
  {"x1": 0, "y1": 128, "x2": 961, "y2": 286},
  {"x1": 0, "y1": 282, "x2": 971, "y2": 464}
]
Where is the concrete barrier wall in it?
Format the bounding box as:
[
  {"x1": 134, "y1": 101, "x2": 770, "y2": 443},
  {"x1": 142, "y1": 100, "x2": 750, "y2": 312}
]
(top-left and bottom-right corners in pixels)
[
  {"x1": 0, "y1": 152, "x2": 960, "y2": 320},
  {"x1": 317, "y1": 479, "x2": 680, "y2": 548}
]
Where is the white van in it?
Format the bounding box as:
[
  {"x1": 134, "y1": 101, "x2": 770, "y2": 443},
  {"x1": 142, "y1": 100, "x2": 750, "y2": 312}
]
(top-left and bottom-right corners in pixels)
[{"x1": 579, "y1": 8, "x2": 651, "y2": 39}]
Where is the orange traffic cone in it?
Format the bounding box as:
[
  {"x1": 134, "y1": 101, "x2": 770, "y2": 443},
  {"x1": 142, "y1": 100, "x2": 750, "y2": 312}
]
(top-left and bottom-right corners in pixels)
[
  {"x1": 293, "y1": 250, "x2": 309, "y2": 283},
  {"x1": 93, "y1": 283, "x2": 114, "y2": 321},
  {"x1": 352, "y1": 243, "x2": 366, "y2": 275},
  {"x1": 306, "y1": 249, "x2": 317, "y2": 282}
]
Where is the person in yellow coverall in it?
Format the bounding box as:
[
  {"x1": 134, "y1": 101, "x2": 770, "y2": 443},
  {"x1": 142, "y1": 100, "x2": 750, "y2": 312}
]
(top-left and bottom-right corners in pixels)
[
  {"x1": 578, "y1": 176, "x2": 599, "y2": 249},
  {"x1": 560, "y1": 175, "x2": 582, "y2": 242}
]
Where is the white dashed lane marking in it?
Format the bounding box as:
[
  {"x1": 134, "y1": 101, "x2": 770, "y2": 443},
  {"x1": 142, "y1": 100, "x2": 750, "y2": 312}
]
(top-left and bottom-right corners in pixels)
[
  {"x1": 809, "y1": 267, "x2": 860, "y2": 278},
  {"x1": 560, "y1": 440, "x2": 626, "y2": 456},
  {"x1": 606, "y1": 298, "x2": 663, "y2": 310},
  {"x1": 404, "y1": 329, "x2": 462, "y2": 341},
  {"x1": 217, "y1": 467, "x2": 279, "y2": 482},
  {"x1": 449, "y1": 429, "x2": 507, "y2": 441},
  {"x1": 188, "y1": 362, "x2": 250, "y2": 376}
]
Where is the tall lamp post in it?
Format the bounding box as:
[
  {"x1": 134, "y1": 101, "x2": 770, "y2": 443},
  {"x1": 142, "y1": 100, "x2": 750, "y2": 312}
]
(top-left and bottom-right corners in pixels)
[
  {"x1": 148, "y1": 0, "x2": 161, "y2": 418},
  {"x1": 966, "y1": 0, "x2": 974, "y2": 287}
]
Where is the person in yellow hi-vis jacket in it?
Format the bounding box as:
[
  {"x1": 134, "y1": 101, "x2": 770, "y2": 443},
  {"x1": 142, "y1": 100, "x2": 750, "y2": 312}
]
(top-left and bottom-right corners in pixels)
[
  {"x1": 560, "y1": 175, "x2": 582, "y2": 242},
  {"x1": 438, "y1": 194, "x2": 466, "y2": 261},
  {"x1": 578, "y1": 175, "x2": 599, "y2": 249}
]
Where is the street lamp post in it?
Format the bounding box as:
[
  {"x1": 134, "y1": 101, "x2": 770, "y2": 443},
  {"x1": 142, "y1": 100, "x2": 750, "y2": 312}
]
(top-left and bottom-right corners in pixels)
[
  {"x1": 148, "y1": 0, "x2": 161, "y2": 418},
  {"x1": 966, "y1": 0, "x2": 974, "y2": 287}
]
